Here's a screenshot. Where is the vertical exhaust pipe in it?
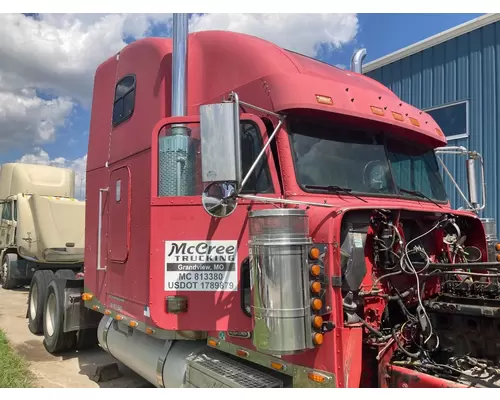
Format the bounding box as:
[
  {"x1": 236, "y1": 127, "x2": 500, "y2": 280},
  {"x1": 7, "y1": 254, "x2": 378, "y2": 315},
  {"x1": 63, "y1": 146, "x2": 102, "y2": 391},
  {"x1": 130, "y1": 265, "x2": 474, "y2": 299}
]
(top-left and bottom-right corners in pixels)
[
  {"x1": 351, "y1": 48, "x2": 367, "y2": 74},
  {"x1": 172, "y1": 13, "x2": 189, "y2": 118},
  {"x1": 159, "y1": 13, "x2": 195, "y2": 197}
]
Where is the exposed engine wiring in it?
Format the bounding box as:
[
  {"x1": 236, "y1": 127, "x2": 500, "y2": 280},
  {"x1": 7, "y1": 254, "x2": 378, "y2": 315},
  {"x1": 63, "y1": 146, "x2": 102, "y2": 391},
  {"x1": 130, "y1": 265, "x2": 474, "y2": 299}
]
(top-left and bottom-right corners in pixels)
[
  {"x1": 356, "y1": 209, "x2": 499, "y2": 387},
  {"x1": 399, "y1": 219, "x2": 442, "y2": 346}
]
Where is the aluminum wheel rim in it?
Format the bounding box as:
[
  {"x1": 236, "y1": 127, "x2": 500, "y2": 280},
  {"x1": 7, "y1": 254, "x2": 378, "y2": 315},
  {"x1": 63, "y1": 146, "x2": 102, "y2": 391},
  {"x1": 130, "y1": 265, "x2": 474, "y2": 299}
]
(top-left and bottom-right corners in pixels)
[
  {"x1": 30, "y1": 282, "x2": 38, "y2": 318},
  {"x1": 45, "y1": 292, "x2": 56, "y2": 337}
]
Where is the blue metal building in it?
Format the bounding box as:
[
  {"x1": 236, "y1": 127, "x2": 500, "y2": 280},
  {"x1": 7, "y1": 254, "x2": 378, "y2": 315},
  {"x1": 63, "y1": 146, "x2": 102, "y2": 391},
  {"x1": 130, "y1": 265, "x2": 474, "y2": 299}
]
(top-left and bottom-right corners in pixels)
[{"x1": 363, "y1": 13, "x2": 500, "y2": 233}]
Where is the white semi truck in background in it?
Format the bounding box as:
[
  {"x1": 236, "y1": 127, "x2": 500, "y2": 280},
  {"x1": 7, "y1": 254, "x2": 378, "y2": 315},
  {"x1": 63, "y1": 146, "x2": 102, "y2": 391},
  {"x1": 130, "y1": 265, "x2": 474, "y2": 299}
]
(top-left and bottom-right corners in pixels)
[{"x1": 0, "y1": 163, "x2": 85, "y2": 335}]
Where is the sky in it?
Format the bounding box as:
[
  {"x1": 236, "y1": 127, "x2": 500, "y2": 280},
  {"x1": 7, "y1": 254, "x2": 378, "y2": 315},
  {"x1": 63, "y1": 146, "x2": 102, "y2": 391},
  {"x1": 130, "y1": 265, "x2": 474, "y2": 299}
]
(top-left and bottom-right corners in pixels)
[{"x1": 0, "y1": 12, "x2": 485, "y2": 199}]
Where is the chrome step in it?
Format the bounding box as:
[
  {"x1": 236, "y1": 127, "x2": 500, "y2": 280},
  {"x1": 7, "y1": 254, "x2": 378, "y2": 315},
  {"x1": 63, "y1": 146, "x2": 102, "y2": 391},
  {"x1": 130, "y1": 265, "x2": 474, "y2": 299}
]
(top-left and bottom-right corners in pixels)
[{"x1": 185, "y1": 350, "x2": 284, "y2": 388}]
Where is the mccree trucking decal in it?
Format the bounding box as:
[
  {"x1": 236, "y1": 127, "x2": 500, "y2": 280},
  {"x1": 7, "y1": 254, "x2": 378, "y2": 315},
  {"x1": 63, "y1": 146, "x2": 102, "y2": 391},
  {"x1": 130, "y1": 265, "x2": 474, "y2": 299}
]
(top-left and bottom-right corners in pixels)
[{"x1": 165, "y1": 240, "x2": 238, "y2": 292}]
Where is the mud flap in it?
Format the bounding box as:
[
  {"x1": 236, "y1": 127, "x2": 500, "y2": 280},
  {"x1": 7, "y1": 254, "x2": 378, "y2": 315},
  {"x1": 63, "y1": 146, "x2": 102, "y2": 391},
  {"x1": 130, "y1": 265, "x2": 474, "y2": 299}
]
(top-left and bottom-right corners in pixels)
[{"x1": 63, "y1": 279, "x2": 102, "y2": 333}]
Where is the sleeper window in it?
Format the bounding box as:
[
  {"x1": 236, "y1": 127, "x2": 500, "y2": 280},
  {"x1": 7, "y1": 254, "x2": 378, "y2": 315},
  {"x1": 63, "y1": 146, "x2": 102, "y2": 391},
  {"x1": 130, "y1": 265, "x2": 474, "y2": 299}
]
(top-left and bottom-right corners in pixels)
[{"x1": 112, "y1": 75, "x2": 136, "y2": 127}]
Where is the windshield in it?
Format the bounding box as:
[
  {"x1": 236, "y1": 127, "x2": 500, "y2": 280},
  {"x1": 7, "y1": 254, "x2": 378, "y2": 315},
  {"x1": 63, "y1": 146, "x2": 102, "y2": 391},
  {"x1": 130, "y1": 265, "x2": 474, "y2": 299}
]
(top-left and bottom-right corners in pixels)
[{"x1": 289, "y1": 119, "x2": 448, "y2": 202}]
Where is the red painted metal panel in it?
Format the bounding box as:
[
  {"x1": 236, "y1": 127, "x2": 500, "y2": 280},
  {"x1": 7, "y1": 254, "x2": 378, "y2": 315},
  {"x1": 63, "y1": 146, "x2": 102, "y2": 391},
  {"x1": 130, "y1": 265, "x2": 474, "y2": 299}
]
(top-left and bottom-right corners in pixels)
[
  {"x1": 86, "y1": 57, "x2": 118, "y2": 172},
  {"x1": 109, "y1": 167, "x2": 131, "y2": 263},
  {"x1": 109, "y1": 39, "x2": 171, "y2": 165},
  {"x1": 148, "y1": 113, "x2": 282, "y2": 332},
  {"x1": 105, "y1": 153, "x2": 152, "y2": 320},
  {"x1": 388, "y1": 365, "x2": 467, "y2": 388}
]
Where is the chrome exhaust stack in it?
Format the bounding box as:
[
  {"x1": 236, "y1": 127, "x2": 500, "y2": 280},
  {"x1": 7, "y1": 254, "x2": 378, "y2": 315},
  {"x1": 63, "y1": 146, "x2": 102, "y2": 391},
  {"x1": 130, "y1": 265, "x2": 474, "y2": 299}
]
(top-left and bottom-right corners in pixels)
[{"x1": 351, "y1": 48, "x2": 367, "y2": 73}]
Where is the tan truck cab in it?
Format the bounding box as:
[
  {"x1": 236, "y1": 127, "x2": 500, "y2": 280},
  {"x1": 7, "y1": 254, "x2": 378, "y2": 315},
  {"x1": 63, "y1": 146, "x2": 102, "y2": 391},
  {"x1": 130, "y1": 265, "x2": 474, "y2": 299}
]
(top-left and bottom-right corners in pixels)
[{"x1": 0, "y1": 163, "x2": 85, "y2": 289}]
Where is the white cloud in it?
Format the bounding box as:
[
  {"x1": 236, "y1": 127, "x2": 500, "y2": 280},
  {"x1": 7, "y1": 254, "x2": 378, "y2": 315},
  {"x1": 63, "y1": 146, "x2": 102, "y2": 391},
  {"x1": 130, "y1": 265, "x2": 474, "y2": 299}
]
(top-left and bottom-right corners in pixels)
[
  {"x1": 190, "y1": 13, "x2": 358, "y2": 57},
  {"x1": 17, "y1": 148, "x2": 87, "y2": 200},
  {"x1": 0, "y1": 86, "x2": 73, "y2": 147},
  {"x1": 0, "y1": 13, "x2": 171, "y2": 150},
  {"x1": 0, "y1": 13, "x2": 358, "y2": 161}
]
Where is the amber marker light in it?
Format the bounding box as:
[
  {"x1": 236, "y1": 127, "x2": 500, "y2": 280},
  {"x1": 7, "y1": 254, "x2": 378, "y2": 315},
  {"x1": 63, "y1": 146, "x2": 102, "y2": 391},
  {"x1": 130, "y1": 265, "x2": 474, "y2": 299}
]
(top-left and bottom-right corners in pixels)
[
  {"x1": 312, "y1": 333, "x2": 324, "y2": 345},
  {"x1": 315, "y1": 95, "x2": 333, "y2": 106},
  {"x1": 271, "y1": 362, "x2": 285, "y2": 371},
  {"x1": 311, "y1": 281, "x2": 322, "y2": 294},
  {"x1": 496, "y1": 254, "x2": 500, "y2": 262},
  {"x1": 129, "y1": 321, "x2": 138, "y2": 328},
  {"x1": 236, "y1": 349, "x2": 249, "y2": 358},
  {"x1": 311, "y1": 298, "x2": 323, "y2": 311},
  {"x1": 308, "y1": 372, "x2": 326, "y2": 383},
  {"x1": 495, "y1": 243, "x2": 500, "y2": 251},
  {"x1": 409, "y1": 117, "x2": 420, "y2": 127},
  {"x1": 208, "y1": 339, "x2": 219, "y2": 347},
  {"x1": 145, "y1": 327, "x2": 155, "y2": 335},
  {"x1": 392, "y1": 111, "x2": 404, "y2": 121},
  {"x1": 312, "y1": 315, "x2": 324, "y2": 329},
  {"x1": 82, "y1": 293, "x2": 93, "y2": 301},
  {"x1": 310, "y1": 264, "x2": 321, "y2": 277},
  {"x1": 104, "y1": 310, "x2": 111, "y2": 315},
  {"x1": 309, "y1": 247, "x2": 320, "y2": 260},
  {"x1": 370, "y1": 106, "x2": 385, "y2": 116}
]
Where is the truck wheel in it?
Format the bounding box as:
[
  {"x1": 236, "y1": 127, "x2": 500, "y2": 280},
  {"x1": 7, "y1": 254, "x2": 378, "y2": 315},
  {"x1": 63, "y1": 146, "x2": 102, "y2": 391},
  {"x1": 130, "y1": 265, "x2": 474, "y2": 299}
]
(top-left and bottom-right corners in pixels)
[
  {"x1": 43, "y1": 279, "x2": 76, "y2": 354},
  {"x1": 76, "y1": 328, "x2": 98, "y2": 350},
  {"x1": 28, "y1": 270, "x2": 55, "y2": 334},
  {"x1": 54, "y1": 269, "x2": 75, "y2": 279},
  {"x1": 1, "y1": 253, "x2": 19, "y2": 290}
]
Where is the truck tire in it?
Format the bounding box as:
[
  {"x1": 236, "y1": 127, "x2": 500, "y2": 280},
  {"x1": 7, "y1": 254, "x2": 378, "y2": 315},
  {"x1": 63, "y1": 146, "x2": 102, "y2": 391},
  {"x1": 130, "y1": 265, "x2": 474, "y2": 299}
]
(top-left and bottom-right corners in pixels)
[
  {"x1": 54, "y1": 269, "x2": 76, "y2": 279},
  {"x1": 43, "y1": 279, "x2": 76, "y2": 354},
  {"x1": 1, "y1": 253, "x2": 19, "y2": 290},
  {"x1": 28, "y1": 270, "x2": 55, "y2": 334}
]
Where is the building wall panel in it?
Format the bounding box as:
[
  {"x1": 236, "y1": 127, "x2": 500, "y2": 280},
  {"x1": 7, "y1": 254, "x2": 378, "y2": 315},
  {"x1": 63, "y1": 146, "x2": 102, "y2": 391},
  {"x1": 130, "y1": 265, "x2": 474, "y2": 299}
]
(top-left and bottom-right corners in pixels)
[{"x1": 366, "y1": 21, "x2": 500, "y2": 233}]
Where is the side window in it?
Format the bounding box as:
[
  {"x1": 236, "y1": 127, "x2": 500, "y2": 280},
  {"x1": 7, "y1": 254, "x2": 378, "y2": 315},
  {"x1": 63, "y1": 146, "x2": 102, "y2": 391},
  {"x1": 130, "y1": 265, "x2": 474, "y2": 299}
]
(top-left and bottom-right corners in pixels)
[
  {"x1": 1, "y1": 201, "x2": 12, "y2": 221},
  {"x1": 240, "y1": 122, "x2": 273, "y2": 194},
  {"x1": 113, "y1": 75, "x2": 136, "y2": 127},
  {"x1": 425, "y1": 101, "x2": 468, "y2": 141},
  {"x1": 13, "y1": 200, "x2": 17, "y2": 222}
]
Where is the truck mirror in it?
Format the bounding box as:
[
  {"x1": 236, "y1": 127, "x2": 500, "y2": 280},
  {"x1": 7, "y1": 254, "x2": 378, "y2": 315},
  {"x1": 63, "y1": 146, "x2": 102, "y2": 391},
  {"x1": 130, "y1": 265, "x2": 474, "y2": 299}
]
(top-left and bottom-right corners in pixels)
[
  {"x1": 200, "y1": 102, "x2": 242, "y2": 185},
  {"x1": 201, "y1": 181, "x2": 238, "y2": 218}
]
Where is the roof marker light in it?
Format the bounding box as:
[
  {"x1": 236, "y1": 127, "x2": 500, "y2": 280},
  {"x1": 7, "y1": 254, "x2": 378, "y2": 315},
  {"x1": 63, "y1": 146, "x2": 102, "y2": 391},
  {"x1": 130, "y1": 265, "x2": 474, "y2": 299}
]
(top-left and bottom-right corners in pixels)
[
  {"x1": 409, "y1": 117, "x2": 420, "y2": 127},
  {"x1": 370, "y1": 106, "x2": 385, "y2": 116},
  {"x1": 315, "y1": 95, "x2": 333, "y2": 105},
  {"x1": 391, "y1": 111, "x2": 404, "y2": 122}
]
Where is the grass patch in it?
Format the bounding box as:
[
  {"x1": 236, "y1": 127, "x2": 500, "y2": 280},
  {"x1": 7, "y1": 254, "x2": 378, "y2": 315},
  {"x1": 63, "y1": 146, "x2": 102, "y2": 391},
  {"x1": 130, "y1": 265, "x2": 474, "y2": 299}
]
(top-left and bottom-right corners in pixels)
[{"x1": 0, "y1": 329, "x2": 34, "y2": 388}]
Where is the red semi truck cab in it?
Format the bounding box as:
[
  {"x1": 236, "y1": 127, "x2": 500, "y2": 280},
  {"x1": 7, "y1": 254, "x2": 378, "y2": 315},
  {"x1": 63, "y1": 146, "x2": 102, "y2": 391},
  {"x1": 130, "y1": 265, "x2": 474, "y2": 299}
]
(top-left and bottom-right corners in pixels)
[{"x1": 81, "y1": 24, "x2": 500, "y2": 388}]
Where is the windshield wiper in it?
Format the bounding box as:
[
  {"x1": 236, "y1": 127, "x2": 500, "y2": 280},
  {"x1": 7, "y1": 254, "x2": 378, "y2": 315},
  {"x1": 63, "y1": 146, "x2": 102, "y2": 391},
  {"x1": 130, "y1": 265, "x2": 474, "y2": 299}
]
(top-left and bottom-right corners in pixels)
[
  {"x1": 398, "y1": 188, "x2": 442, "y2": 208},
  {"x1": 304, "y1": 185, "x2": 368, "y2": 203}
]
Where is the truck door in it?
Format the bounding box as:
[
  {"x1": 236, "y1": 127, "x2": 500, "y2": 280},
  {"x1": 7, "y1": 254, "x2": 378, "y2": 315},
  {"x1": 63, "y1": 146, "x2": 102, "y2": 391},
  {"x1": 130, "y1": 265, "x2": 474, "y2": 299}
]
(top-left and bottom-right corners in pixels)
[{"x1": 0, "y1": 200, "x2": 17, "y2": 248}]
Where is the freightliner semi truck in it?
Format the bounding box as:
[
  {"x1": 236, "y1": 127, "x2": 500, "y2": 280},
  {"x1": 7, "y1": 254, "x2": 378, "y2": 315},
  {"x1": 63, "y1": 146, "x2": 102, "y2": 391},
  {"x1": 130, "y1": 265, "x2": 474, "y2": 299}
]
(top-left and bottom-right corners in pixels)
[{"x1": 23, "y1": 14, "x2": 500, "y2": 388}]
